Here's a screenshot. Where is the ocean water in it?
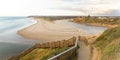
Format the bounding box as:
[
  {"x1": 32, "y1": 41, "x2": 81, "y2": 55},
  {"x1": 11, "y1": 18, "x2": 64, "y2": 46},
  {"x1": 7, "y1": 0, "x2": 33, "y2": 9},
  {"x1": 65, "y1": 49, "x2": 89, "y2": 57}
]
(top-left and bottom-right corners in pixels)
[
  {"x1": 0, "y1": 17, "x2": 39, "y2": 60},
  {"x1": 63, "y1": 20, "x2": 107, "y2": 35}
]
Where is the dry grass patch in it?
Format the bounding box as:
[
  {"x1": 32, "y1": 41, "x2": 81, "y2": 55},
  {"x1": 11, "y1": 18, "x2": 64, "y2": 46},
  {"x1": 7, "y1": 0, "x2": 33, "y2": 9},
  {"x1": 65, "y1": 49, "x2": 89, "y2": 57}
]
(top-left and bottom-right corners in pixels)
[{"x1": 20, "y1": 47, "x2": 68, "y2": 60}]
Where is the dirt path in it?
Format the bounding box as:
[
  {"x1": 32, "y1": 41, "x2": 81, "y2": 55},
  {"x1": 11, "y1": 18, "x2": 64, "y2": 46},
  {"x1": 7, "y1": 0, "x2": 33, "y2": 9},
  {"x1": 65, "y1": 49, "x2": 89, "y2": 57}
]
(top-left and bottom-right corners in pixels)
[
  {"x1": 90, "y1": 46, "x2": 100, "y2": 60},
  {"x1": 77, "y1": 41, "x2": 91, "y2": 60}
]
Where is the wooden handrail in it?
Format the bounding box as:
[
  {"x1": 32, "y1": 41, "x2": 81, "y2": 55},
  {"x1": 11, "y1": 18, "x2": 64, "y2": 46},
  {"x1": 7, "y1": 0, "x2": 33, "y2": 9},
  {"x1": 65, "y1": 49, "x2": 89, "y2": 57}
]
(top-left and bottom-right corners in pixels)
[
  {"x1": 48, "y1": 37, "x2": 78, "y2": 60},
  {"x1": 8, "y1": 37, "x2": 78, "y2": 60}
]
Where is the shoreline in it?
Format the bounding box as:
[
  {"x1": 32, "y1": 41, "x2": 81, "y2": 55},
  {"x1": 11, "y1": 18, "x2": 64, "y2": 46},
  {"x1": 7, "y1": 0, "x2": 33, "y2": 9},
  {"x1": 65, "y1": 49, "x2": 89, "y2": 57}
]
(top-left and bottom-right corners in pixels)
[
  {"x1": 0, "y1": 17, "x2": 42, "y2": 44},
  {"x1": 71, "y1": 21, "x2": 118, "y2": 29},
  {"x1": 15, "y1": 18, "x2": 42, "y2": 44},
  {"x1": 17, "y1": 17, "x2": 85, "y2": 42},
  {"x1": 0, "y1": 17, "x2": 40, "y2": 60},
  {"x1": 17, "y1": 18, "x2": 37, "y2": 31}
]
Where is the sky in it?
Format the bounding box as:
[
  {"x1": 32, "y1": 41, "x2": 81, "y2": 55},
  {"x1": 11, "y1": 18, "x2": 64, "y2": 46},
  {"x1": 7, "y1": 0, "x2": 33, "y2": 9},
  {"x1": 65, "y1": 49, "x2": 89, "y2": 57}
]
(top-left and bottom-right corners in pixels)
[{"x1": 0, "y1": 0, "x2": 119, "y2": 16}]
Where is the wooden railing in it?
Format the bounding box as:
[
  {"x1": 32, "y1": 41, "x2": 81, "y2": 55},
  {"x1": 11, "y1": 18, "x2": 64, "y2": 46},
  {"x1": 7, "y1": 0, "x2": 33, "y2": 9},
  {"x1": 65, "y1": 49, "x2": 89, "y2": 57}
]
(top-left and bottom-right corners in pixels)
[
  {"x1": 48, "y1": 37, "x2": 79, "y2": 60},
  {"x1": 8, "y1": 37, "x2": 77, "y2": 60}
]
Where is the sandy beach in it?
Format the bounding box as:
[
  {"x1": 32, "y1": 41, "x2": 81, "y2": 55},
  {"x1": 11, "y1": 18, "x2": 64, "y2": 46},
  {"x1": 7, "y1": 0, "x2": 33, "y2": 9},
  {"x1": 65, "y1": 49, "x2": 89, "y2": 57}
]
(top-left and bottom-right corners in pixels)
[{"x1": 17, "y1": 18, "x2": 86, "y2": 42}]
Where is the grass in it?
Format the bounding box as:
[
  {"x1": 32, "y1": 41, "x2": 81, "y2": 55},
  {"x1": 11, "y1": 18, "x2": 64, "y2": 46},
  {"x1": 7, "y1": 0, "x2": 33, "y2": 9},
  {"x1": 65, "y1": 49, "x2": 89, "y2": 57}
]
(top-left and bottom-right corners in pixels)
[
  {"x1": 72, "y1": 56, "x2": 78, "y2": 60},
  {"x1": 101, "y1": 39, "x2": 120, "y2": 60},
  {"x1": 20, "y1": 47, "x2": 69, "y2": 60},
  {"x1": 93, "y1": 26, "x2": 120, "y2": 60}
]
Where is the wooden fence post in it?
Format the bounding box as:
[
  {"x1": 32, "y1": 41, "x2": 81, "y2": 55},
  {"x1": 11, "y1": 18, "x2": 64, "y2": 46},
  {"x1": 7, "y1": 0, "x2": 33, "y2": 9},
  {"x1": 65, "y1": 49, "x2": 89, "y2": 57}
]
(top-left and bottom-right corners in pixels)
[{"x1": 60, "y1": 40, "x2": 63, "y2": 48}]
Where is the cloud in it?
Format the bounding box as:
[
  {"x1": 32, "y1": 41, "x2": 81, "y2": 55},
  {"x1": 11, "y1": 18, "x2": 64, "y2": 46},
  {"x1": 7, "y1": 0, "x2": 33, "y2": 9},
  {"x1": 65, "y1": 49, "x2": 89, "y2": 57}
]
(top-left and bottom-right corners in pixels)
[
  {"x1": 56, "y1": 0, "x2": 120, "y2": 16},
  {"x1": 90, "y1": 0, "x2": 112, "y2": 4},
  {"x1": 0, "y1": 0, "x2": 119, "y2": 16},
  {"x1": 96, "y1": 9, "x2": 120, "y2": 16},
  {"x1": 60, "y1": 0, "x2": 119, "y2": 4}
]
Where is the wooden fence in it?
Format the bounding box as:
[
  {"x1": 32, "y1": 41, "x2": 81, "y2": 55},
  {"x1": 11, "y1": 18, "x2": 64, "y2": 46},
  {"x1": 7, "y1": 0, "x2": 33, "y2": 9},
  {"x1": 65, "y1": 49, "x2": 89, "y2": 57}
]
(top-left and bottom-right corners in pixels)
[
  {"x1": 8, "y1": 37, "x2": 76, "y2": 60},
  {"x1": 35, "y1": 37, "x2": 76, "y2": 48},
  {"x1": 48, "y1": 37, "x2": 79, "y2": 60}
]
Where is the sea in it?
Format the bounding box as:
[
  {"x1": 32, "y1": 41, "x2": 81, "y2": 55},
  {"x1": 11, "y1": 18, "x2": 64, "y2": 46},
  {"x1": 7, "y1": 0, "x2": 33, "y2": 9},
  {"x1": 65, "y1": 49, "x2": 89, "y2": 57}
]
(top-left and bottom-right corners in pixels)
[{"x1": 0, "y1": 17, "x2": 38, "y2": 60}]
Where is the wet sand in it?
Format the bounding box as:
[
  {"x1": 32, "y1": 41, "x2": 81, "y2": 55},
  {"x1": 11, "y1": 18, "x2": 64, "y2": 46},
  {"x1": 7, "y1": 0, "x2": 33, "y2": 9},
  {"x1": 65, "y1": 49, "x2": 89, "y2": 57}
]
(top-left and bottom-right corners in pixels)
[{"x1": 18, "y1": 18, "x2": 86, "y2": 42}]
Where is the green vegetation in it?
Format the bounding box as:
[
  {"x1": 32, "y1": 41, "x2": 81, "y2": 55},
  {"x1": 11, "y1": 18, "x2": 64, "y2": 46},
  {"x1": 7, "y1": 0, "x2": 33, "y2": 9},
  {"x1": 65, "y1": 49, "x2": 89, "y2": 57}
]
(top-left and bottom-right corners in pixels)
[
  {"x1": 29, "y1": 16, "x2": 78, "y2": 20},
  {"x1": 86, "y1": 17, "x2": 119, "y2": 25},
  {"x1": 94, "y1": 26, "x2": 120, "y2": 60},
  {"x1": 20, "y1": 47, "x2": 68, "y2": 60},
  {"x1": 72, "y1": 56, "x2": 78, "y2": 60},
  {"x1": 72, "y1": 16, "x2": 120, "y2": 27}
]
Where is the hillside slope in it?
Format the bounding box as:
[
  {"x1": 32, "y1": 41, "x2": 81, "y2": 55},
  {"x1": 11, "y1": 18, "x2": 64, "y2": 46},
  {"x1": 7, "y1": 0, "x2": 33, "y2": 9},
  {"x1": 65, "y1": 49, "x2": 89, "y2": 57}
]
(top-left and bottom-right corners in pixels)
[
  {"x1": 72, "y1": 17, "x2": 120, "y2": 28},
  {"x1": 94, "y1": 26, "x2": 120, "y2": 60}
]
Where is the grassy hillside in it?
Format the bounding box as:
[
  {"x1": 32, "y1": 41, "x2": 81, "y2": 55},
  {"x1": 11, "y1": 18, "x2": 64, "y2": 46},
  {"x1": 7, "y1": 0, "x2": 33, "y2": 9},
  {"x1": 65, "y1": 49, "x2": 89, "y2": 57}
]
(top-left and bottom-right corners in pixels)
[
  {"x1": 94, "y1": 26, "x2": 120, "y2": 60},
  {"x1": 20, "y1": 48, "x2": 68, "y2": 60},
  {"x1": 72, "y1": 17, "x2": 120, "y2": 28}
]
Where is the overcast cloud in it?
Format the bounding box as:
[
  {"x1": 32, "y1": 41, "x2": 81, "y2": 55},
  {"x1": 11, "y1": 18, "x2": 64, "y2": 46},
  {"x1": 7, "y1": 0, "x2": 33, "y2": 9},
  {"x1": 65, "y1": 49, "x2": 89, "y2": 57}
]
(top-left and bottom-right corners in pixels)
[{"x1": 0, "y1": 0, "x2": 119, "y2": 16}]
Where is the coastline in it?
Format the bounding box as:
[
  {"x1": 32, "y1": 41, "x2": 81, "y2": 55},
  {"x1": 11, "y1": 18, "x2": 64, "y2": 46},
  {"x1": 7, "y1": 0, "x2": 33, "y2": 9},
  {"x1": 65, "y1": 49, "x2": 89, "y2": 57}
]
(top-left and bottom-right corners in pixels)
[
  {"x1": 71, "y1": 21, "x2": 118, "y2": 29},
  {"x1": 17, "y1": 17, "x2": 86, "y2": 42},
  {"x1": 0, "y1": 17, "x2": 41, "y2": 44},
  {"x1": 0, "y1": 17, "x2": 40, "y2": 60},
  {"x1": 17, "y1": 18, "x2": 37, "y2": 31},
  {"x1": 80, "y1": 23, "x2": 117, "y2": 28},
  {"x1": 80, "y1": 23, "x2": 109, "y2": 28},
  {"x1": 16, "y1": 17, "x2": 107, "y2": 60}
]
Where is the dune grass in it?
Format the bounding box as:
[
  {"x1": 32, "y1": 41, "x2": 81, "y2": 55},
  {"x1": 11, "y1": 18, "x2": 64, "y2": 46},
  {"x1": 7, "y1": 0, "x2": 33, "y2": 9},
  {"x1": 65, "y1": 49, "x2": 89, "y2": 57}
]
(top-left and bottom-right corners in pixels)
[
  {"x1": 93, "y1": 26, "x2": 120, "y2": 60},
  {"x1": 20, "y1": 47, "x2": 68, "y2": 60}
]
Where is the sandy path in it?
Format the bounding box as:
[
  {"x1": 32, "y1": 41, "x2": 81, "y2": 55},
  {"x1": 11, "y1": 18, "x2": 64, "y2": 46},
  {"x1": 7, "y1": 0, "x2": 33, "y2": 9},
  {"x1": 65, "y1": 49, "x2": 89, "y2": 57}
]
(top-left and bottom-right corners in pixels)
[
  {"x1": 77, "y1": 41, "x2": 91, "y2": 60},
  {"x1": 90, "y1": 46, "x2": 101, "y2": 60}
]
